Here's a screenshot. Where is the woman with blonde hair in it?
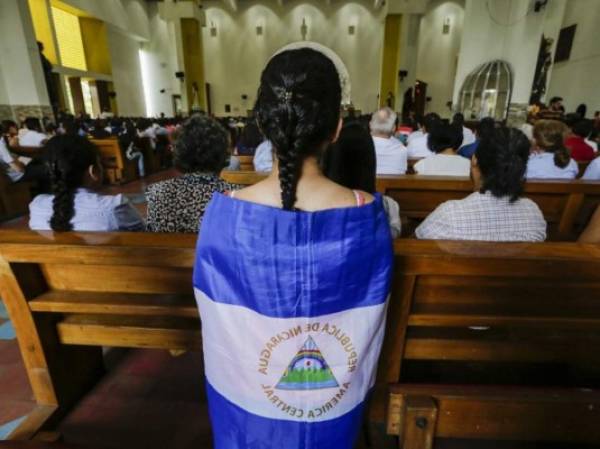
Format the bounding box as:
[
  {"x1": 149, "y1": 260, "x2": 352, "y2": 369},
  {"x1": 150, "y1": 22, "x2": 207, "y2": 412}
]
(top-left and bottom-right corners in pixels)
[{"x1": 525, "y1": 119, "x2": 578, "y2": 179}]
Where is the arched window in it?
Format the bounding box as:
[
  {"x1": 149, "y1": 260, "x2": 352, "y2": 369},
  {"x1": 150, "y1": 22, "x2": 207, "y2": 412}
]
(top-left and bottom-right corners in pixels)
[{"x1": 458, "y1": 60, "x2": 512, "y2": 120}]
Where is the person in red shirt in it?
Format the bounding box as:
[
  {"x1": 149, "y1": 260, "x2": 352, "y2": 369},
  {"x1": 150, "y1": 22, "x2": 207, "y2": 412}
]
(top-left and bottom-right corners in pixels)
[{"x1": 565, "y1": 119, "x2": 596, "y2": 161}]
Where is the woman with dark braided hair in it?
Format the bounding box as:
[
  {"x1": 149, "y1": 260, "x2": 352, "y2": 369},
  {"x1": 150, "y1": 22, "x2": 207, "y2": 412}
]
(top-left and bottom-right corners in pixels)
[
  {"x1": 193, "y1": 49, "x2": 393, "y2": 449},
  {"x1": 29, "y1": 135, "x2": 144, "y2": 231},
  {"x1": 417, "y1": 127, "x2": 546, "y2": 241}
]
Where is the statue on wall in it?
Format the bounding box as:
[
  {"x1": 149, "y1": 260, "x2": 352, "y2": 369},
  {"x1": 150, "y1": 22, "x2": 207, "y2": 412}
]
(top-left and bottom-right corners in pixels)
[{"x1": 529, "y1": 35, "x2": 554, "y2": 105}]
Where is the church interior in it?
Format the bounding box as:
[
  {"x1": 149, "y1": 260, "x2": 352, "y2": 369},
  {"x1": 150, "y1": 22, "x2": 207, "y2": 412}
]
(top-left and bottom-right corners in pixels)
[{"x1": 0, "y1": 0, "x2": 600, "y2": 448}]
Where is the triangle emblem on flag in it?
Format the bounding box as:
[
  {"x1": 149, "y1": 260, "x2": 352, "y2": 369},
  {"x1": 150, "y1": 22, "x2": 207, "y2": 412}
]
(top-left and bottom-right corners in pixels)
[{"x1": 275, "y1": 336, "x2": 339, "y2": 390}]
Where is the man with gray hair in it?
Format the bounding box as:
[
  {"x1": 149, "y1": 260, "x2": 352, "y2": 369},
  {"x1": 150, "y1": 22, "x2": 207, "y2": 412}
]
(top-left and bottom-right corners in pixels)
[{"x1": 370, "y1": 107, "x2": 408, "y2": 175}]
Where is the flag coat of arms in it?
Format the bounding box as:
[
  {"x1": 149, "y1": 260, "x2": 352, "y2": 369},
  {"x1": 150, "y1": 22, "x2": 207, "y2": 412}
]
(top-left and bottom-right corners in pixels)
[{"x1": 194, "y1": 192, "x2": 393, "y2": 449}]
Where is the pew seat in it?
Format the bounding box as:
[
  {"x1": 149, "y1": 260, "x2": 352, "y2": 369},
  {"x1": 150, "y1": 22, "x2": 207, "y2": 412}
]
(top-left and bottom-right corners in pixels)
[{"x1": 220, "y1": 171, "x2": 600, "y2": 240}]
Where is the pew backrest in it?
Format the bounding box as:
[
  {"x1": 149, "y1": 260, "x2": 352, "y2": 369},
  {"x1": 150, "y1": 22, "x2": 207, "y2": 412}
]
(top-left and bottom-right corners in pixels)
[
  {"x1": 379, "y1": 175, "x2": 600, "y2": 239},
  {"x1": 379, "y1": 239, "x2": 600, "y2": 385},
  {"x1": 0, "y1": 231, "x2": 197, "y2": 439},
  {"x1": 238, "y1": 155, "x2": 254, "y2": 171},
  {"x1": 221, "y1": 172, "x2": 600, "y2": 240}
]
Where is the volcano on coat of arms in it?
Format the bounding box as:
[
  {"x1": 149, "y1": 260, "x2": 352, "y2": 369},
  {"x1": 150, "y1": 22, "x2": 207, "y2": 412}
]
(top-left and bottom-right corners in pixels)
[{"x1": 275, "y1": 336, "x2": 339, "y2": 390}]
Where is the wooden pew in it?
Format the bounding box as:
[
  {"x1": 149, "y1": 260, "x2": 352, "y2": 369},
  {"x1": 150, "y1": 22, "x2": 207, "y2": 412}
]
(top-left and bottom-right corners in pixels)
[
  {"x1": 238, "y1": 155, "x2": 254, "y2": 171},
  {"x1": 0, "y1": 231, "x2": 197, "y2": 441},
  {"x1": 220, "y1": 171, "x2": 600, "y2": 240},
  {"x1": 377, "y1": 239, "x2": 600, "y2": 448},
  {"x1": 1, "y1": 232, "x2": 600, "y2": 444},
  {"x1": 90, "y1": 139, "x2": 137, "y2": 185},
  {"x1": 0, "y1": 171, "x2": 32, "y2": 221},
  {"x1": 379, "y1": 175, "x2": 600, "y2": 240},
  {"x1": 138, "y1": 137, "x2": 161, "y2": 176}
]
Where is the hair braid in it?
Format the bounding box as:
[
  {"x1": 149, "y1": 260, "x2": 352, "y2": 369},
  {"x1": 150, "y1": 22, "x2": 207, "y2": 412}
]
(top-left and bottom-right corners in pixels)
[
  {"x1": 49, "y1": 166, "x2": 76, "y2": 231},
  {"x1": 552, "y1": 145, "x2": 571, "y2": 169},
  {"x1": 44, "y1": 135, "x2": 100, "y2": 232},
  {"x1": 255, "y1": 49, "x2": 341, "y2": 211},
  {"x1": 533, "y1": 120, "x2": 570, "y2": 169}
]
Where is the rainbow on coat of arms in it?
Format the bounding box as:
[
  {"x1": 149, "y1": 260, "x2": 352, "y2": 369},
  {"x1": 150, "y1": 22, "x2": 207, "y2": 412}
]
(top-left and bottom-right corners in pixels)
[{"x1": 276, "y1": 336, "x2": 339, "y2": 390}]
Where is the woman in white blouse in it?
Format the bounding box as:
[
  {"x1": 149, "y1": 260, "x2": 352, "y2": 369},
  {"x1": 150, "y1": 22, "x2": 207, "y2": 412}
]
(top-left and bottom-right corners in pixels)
[
  {"x1": 525, "y1": 120, "x2": 578, "y2": 180},
  {"x1": 29, "y1": 135, "x2": 144, "y2": 232},
  {"x1": 413, "y1": 122, "x2": 471, "y2": 177}
]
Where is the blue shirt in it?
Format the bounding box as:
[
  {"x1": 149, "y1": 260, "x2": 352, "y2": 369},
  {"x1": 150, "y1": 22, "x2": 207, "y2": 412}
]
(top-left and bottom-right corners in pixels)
[{"x1": 458, "y1": 140, "x2": 479, "y2": 159}]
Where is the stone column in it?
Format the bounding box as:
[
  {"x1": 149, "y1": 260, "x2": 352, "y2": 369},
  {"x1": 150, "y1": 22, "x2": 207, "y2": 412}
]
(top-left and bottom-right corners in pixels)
[
  {"x1": 380, "y1": 0, "x2": 428, "y2": 115},
  {"x1": 159, "y1": 0, "x2": 207, "y2": 113},
  {"x1": 0, "y1": 0, "x2": 52, "y2": 122},
  {"x1": 396, "y1": 14, "x2": 422, "y2": 118}
]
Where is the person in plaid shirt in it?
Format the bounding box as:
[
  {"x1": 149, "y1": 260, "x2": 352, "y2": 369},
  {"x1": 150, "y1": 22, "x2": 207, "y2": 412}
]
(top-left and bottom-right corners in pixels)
[{"x1": 416, "y1": 127, "x2": 546, "y2": 242}]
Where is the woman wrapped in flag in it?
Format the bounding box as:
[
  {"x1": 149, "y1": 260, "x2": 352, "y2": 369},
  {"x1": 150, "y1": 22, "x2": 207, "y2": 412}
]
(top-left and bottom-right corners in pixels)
[{"x1": 193, "y1": 48, "x2": 393, "y2": 449}]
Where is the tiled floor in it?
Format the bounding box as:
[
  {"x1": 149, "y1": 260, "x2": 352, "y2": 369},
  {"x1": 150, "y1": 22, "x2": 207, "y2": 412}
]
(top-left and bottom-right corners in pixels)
[
  {"x1": 0, "y1": 302, "x2": 35, "y2": 440},
  {"x1": 60, "y1": 349, "x2": 212, "y2": 449}
]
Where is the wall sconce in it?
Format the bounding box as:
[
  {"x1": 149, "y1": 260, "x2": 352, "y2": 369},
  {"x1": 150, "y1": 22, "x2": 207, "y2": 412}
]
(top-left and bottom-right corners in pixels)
[
  {"x1": 256, "y1": 25, "x2": 263, "y2": 36},
  {"x1": 300, "y1": 18, "x2": 308, "y2": 40},
  {"x1": 210, "y1": 21, "x2": 218, "y2": 37},
  {"x1": 348, "y1": 25, "x2": 356, "y2": 35},
  {"x1": 442, "y1": 17, "x2": 451, "y2": 35}
]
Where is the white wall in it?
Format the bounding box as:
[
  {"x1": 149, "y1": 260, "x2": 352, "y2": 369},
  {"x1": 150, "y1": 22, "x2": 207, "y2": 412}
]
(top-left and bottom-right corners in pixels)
[
  {"x1": 106, "y1": 27, "x2": 146, "y2": 116},
  {"x1": 396, "y1": 14, "x2": 420, "y2": 114},
  {"x1": 547, "y1": 0, "x2": 600, "y2": 115},
  {"x1": 453, "y1": 0, "x2": 566, "y2": 106},
  {"x1": 59, "y1": 0, "x2": 151, "y2": 40},
  {"x1": 138, "y1": 6, "x2": 178, "y2": 117},
  {"x1": 202, "y1": 0, "x2": 384, "y2": 116},
  {"x1": 56, "y1": 0, "x2": 173, "y2": 117},
  {"x1": 0, "y1": 0, "x2": 50, "y2": 106},
  {"x1": 415, "y1": 0, "x2": 464, "y2": 117}
]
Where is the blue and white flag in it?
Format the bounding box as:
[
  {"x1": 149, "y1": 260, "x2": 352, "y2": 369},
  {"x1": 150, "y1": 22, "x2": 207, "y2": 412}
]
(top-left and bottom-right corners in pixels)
[{"x1": 194, "y1": 192, "x2": 393, "y2": 449}]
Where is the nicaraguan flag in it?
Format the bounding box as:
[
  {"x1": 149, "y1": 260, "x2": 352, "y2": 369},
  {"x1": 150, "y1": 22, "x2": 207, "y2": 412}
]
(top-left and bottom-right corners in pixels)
[{"x1": 194, "y1": 192, "x2": 393, "y2": 449}]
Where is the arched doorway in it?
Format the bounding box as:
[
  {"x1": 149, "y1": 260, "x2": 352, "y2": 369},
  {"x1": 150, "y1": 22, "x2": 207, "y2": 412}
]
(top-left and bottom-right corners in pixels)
[{"x1": 272, "y1": 41, "x2": 352, "y2": 106}]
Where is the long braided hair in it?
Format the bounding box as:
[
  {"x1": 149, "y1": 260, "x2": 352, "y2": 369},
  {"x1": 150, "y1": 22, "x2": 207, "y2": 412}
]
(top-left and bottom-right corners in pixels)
[
  {"x1": 254, "y1": 48, "x2": 342, "y2": 210},
  {"x1": 45, "y1": 135, "x2": 100, "y2": 231}
]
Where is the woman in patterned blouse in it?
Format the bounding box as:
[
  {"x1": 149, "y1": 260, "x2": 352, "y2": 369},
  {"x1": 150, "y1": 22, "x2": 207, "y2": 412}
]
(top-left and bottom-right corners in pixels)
[{"x1": 146, "y1": 114, "x2": 238, "y2": 233}]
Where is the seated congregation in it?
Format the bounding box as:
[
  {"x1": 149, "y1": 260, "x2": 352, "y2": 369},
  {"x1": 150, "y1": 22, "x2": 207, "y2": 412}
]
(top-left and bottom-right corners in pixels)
[
  {"x1": 4, "y1": 99, "x2": 598, "y2": 243},
  {"x1": 1, "y1": 48, "x2": 600, "y2": 449}
]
